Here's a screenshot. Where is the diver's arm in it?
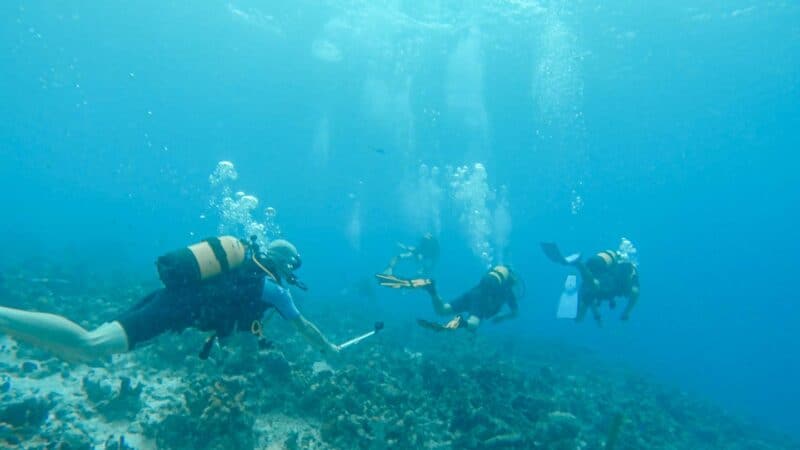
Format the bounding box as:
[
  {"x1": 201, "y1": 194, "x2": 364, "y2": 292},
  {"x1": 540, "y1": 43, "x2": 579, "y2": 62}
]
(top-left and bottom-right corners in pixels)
[
  {"x1": 620, "y1": 286, "x2": 639, "y2": 320},
  {"x1": 291, "y1": 315, "x2": 339, "y2": 354},
  {"x1": 264, "y1": 281, "x2": 337, "y2": 353}
]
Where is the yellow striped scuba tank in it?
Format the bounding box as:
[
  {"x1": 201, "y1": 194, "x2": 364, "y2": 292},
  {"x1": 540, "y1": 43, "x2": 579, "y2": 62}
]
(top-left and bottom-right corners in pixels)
[
  {"x1": 488, "y1": 265, "x2": 513, "y2": 285},
  {"x1": 157, "y1": 236, "x2": 247, "y2": 288},
  {"x1": 596, "y1": 250, "x2": 617, "y2": 266},
  {"x1": 486, "y1": 265, "x2": 526, "y2": 299}
]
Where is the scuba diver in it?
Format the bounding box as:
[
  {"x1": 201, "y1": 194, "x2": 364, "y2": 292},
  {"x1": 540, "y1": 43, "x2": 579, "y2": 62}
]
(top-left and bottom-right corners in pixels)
[
  {"x1": 0, "y1": 236, "x2": 341, "y2": 362},
  {"x1": 541, "y1": 238, "x2": 640, "y2": 325},
  {"x1": 376, "y1": 265, "x2": 520, "y2": 332},
  {"x1": 381, "y1": 233, "x2": 440, "y2": 277}
]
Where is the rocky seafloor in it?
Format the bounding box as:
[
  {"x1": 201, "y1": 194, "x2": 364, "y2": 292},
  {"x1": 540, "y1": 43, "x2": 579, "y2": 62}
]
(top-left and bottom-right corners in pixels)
[{"x1": 0, "y1": 264, "x2": 797, "y2": 450}]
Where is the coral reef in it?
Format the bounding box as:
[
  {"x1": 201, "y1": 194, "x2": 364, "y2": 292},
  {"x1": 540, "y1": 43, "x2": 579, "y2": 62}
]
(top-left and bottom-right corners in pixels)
[
  {"x1": 148, "y1": 375, "x2": 254, "y2": 450},
  {"x1": 83, "y1": 371, "x2": 143, "y2": 421},
  {"x1": 0, "y1": 264, "x2": 797, "y2": 450}
]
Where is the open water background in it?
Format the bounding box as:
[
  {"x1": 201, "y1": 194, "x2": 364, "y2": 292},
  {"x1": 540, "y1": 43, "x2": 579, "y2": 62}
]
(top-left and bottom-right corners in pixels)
[{"x1": 1, "y1": 0, "x2": 798, "y2": 438}]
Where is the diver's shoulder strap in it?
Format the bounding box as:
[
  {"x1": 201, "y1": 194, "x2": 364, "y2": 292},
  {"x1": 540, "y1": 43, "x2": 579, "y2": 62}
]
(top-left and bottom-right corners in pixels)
[{"x1": 250, "y1": 255, "x2": 279, "y2": 283}]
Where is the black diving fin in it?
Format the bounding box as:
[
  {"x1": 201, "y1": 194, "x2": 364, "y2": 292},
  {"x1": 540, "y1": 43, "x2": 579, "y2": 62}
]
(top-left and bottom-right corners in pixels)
[
  {"x1": 375, "y1": 273, "x2": 432, "y2": 290},
  {"x1": 541, "y1": 242, "x2": 580, "y2": 265},
  {"x1": 541, "y1": 242, "x2": 566, "y2": 264},
  {"x1": 417, "y1": 316, "x2": 464, "y2": 332}
]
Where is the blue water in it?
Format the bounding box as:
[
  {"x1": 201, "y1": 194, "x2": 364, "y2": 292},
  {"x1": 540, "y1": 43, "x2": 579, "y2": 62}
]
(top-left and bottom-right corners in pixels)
[{"x1": 2, "y1": 0, "x2": 798, "y2": 438}]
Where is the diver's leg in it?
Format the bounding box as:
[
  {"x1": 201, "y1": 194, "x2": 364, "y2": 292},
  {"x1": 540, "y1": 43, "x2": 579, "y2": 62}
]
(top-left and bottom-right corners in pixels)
[
  {"x1": 425, "y1": 283, "x2": 454, "y2": 316},
  {"x1": 575, "y1": 303, "x2": 588, "y2": 322},
  {"x1": 430, "y1": 296, "x2": 453, "y2": 316},
  {"x1": 590, "y1": 302, "x2": 603, "y2": 326},
  {"x1": 383, "y1": 251, "x2": 413, "y2": 275},
  {"x1": 574, "y1": 262, "x2": 600, "y2": 292},
  {"x1": 382, "y1": 255, "x2": 399, "y2": 275},
  {"x1": 0, "y1": 306, "x2": 129, "y2": 362},
  {"x1": 575, "y1": 296, "x2": 590, "y2": 322}
]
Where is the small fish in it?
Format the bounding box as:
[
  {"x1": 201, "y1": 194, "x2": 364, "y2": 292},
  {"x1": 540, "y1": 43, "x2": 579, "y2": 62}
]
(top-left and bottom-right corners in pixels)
[
  {"x1": 28, "y1": 277, "x2": 71, "y2": 285},
  {"x1": 371, "y1": 147, "x2": 387, "y2": 155}
]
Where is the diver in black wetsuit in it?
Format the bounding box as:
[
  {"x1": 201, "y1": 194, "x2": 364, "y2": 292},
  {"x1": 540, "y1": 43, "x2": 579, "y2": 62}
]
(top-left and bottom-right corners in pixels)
[
  {"x1": 573, "y1": 250, "x2": 639, "y2": 324},
  {"x1": 0, "y1": 237, "x2": 340, "y2": 362},
  {"x1": 425, "y1": 265, "x2": 519, "y2": 331},
  {"x1": 543, "y1": 240, "x2": 640, "y2": 325},
  {"x1": 377, "y1": 265, "x2": 519, "y2": 331},
  {"x1": 381, "y1": 233, "x2": 440, "y2": 277}
]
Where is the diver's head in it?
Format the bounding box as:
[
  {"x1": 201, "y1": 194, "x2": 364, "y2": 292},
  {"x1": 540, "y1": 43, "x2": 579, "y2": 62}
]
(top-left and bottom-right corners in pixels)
[
  {"x1": 266, "y1": 239, "x2": 302, "y2": 278},
  {"x1": 615, "y1": 237, "x2": 639, "y2": 266}
]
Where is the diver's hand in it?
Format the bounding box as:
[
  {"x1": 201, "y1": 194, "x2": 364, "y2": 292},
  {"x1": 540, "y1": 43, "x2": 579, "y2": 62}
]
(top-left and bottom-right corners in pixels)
[{"x1": 564, "y1": 253, "x2": 581, "y2": 265}]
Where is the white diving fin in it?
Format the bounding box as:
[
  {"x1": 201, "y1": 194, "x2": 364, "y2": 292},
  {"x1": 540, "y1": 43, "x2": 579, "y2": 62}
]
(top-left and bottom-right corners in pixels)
[{"x1": 557, "y1": 275, "x2": 579, "y2": 319}]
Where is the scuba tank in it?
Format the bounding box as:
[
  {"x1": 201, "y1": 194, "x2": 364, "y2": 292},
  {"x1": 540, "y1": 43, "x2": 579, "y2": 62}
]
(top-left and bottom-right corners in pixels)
[{"x1": 157, "y1": 236, "x2": 247, "y2": 288}]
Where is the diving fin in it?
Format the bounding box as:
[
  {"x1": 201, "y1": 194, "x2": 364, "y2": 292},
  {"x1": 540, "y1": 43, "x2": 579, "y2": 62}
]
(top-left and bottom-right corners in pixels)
[
  {"x1": 557, "y1": 275, "x2": 579, "y2": 319},
  {"x1": 417, "y1": 316, "x2": 464, "y2": 332},
  {"x1": 375, "y1": 273, "x2": 432, "y2": 289},
  {"x1": 541, "y1": 242, "x2": 566, "y2": 264},
  {"x1": 541, "y1": 242, "x2": 580, "y2": 265},
  {"x1": 564, "y1": 253, "x2": 581, "y2": 265}
]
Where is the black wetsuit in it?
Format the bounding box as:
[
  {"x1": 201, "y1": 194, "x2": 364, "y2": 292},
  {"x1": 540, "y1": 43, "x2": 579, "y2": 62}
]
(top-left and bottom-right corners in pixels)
[
  {"x1": 116, "y1": 263, "x2": 270, "y2": 349},
  {"x1": 449, "y1": 272, "x2": 517, "y2": 319},
  {"x1": 582, "y1": 253, "x2": 639, "y2": 302}
]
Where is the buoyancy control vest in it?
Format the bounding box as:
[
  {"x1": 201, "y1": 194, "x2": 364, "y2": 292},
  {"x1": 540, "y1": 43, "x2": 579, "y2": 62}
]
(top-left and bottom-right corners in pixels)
[
  {"x1": 157, "y1": 236, "x2": 278, "y2": 338},
  {"x1": 587, "y1": 250, "x2": 638, "y2": 298},
  {"x1": 190, "y1": 258, "x2": 274, "y2": 338}
]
